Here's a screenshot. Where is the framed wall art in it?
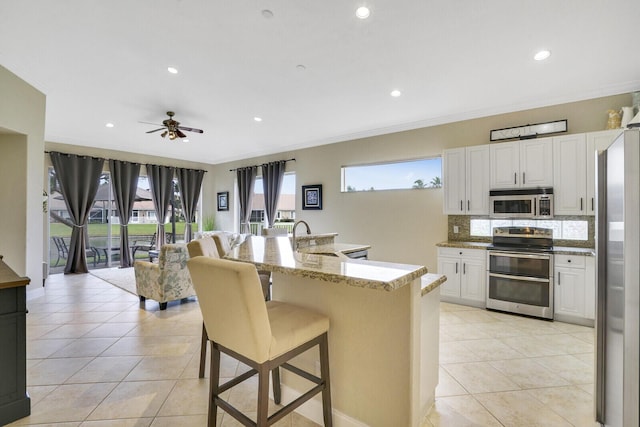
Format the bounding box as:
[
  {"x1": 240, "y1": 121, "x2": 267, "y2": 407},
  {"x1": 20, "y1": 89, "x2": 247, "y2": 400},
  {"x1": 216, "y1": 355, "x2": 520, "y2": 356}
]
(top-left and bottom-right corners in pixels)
[
  {"x1": 217, "y1": 191, "x2": 229, "y2": 211},
  {"x1": 302, "y1": 185, "x2": 322, "y2": 210}
]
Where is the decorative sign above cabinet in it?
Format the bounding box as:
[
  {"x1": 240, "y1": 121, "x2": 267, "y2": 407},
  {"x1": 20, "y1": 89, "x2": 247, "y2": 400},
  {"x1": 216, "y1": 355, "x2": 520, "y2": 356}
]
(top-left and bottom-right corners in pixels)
[{"x1": 490, "y1": 119, "x2": 568, "y2": 142}]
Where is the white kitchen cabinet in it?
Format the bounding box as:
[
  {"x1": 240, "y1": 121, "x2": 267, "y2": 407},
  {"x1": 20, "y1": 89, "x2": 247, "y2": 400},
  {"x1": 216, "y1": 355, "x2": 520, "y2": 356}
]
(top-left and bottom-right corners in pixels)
[
  {"x1": 520, "y1": 138, "x2": 554, "y2": 187},
  {"x1": 489, "y1": 138, "x2": 553, "y2": 189},
  {"x1": 585, "y1": 130, "x2": 622, "y2": 215},
  {"x1": 554, "y1": 131, "x2": 621, "y2": 216},
  {"x1": 437, "y1": 247, "x2": 486, "y2": 307},
  {"x1": 554, "y1": 254, "x2": 595, "y2": 326},
  {"x1": 553, "y1": 134, "x2": 587, "y2": 215},
  {"x1": 443, "y1": 145, "x2": 490, "y2": 215},
  {"x1": 489, "y1": 141, "x2": 520, "y2": 189}
]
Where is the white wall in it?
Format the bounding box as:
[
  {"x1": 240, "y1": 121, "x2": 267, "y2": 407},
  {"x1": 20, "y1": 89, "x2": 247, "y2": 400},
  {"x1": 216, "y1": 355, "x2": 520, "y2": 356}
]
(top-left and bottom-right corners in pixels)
[
  {"x1": 0, "y1": 65, "x2": 45, "y2": 284},
  {"x1": 210, "y1": 93, "x2": 632, "y2": 271}
]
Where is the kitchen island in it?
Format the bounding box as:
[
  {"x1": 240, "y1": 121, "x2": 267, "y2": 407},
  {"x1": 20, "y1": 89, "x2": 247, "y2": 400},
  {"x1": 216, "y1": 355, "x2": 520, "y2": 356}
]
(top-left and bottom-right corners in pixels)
[{"x1": 226, "y1": 235, "x2": 442, "y2": 427}]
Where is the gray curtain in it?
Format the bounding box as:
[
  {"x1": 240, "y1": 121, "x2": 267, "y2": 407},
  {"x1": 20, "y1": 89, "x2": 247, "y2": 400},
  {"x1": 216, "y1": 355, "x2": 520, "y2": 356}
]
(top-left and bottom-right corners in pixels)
[
  {"x1": 261, "y1": 161, "x2": 286, "y2": 227},
  {"x1": 109, "y1": 159, "x2": 140, "y2": 268},
  {"x1": 146, "y1": 164, "x2": 175, "y2": 250},
  {"x1": 49, "y1": 152, "x2": 104, "y2": 274},
  {"x1": 177, "y1": 168, "x2": 205, "y2": 242},
  {"x1": 237, "y1": 166, "x2": 257, "y2": 234}
]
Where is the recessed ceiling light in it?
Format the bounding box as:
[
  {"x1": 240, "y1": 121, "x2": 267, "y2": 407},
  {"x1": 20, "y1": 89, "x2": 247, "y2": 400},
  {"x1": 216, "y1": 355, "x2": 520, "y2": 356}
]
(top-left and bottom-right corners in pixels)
[
  {"x1": 167, "y1": 67, "x2": 178, "y2": 74},
  {"x1": 390, "y1": 90, "x2": 402, "y2": 97},
  {"x1": 105, "y1": 123, "x2": 114, "y2": 128},
  {"x1": 262, "y1": 9, "x2": 274, "y2": 19},
  {"x1": 356, "y1": 6, "x2": 370, "y2": 19},
  {"x1": 183, "y1": 139, "x2": 189, "y2": 143},
  {"x1": 254, "y1": 117, "x2": 263, "y2": 122},
  {"x1": 534, "y1": 50, "x2": 551, "y2": 61}
]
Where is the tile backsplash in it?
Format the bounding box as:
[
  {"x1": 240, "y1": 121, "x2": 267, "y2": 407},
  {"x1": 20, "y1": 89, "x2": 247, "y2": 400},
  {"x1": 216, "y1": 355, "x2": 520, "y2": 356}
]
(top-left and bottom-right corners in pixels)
[{"x1": 447, "y1": 215, "x2": 595, "y2": 248}]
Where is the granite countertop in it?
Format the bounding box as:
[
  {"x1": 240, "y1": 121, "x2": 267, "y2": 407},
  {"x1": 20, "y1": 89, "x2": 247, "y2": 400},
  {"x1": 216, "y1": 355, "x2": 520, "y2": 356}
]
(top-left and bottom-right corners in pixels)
[
  {"x1": 226, "y1": 235, "x2": 427, "y2": 292},
  {"x1": 436, "y1": 241, "x2": 595, "y2": 256},
  {"x1": 421, "y1": 273, "x2": 447, "y2": 297},
  {"x1": 294, "y1": 232, "x2": 339, "y2": 241},
  {"x1": 436, "y1": 241, "x2": 492, "y2": 250},
  {"x1": 296, "y1": 242, "x2": 370, "y2": 256}
]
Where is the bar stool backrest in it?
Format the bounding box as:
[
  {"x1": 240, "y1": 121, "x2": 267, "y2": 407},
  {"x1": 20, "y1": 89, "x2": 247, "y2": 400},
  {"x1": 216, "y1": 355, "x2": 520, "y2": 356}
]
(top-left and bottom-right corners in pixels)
[{"x1": 188, "y1": 256, "x2": 273, "y2": 363}]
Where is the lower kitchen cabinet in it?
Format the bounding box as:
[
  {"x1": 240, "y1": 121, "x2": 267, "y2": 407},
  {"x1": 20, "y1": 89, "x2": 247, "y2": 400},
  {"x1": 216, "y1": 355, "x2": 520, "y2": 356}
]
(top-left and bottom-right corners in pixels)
[
  {"x1": 554, "y1": 254, "x2": 595, "y2": 326},
  {"x1": 437, "y1": 247, "x2": 486, "y2": 307}
]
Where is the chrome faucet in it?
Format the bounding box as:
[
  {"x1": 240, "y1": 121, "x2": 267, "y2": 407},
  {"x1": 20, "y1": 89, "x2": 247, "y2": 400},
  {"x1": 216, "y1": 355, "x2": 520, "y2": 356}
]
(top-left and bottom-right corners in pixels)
[{"x1": 291, "y1": 220, "x2": 311, "y2": 250}]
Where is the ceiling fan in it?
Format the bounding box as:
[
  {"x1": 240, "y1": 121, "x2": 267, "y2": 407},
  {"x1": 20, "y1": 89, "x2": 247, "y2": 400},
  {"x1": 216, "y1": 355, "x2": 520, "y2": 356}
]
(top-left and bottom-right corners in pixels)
[{"x1": 144, "y1": 111, "x2": 204, "y2": 140}]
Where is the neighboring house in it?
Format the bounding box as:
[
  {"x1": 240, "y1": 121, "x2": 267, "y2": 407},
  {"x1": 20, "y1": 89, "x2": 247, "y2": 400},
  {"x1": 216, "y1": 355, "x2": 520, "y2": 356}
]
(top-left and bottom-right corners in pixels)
[
  {"x1": 249, "y1": 193, "x2": 296, "y2": 223},
  {"x1": 49, "y1": 185, "x2": 158, "y2": 225}
]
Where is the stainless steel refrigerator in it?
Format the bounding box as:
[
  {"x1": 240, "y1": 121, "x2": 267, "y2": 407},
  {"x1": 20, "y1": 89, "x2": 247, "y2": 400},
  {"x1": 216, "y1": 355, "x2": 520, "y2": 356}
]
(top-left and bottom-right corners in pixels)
[{"x1": 595, "y1": 129, "x2": 640, "y2": 427}]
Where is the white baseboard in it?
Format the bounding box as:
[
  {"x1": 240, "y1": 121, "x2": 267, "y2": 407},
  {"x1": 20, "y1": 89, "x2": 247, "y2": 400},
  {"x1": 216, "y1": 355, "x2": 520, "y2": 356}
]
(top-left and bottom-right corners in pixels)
[{"x1": 272, "y1": 383, "x2": 369, "y2": 427}]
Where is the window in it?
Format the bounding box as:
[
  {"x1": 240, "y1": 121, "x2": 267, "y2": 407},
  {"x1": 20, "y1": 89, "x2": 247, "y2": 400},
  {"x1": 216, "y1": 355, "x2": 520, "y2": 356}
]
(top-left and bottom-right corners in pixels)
[
  {"x1": 341, "y1": 157, "x2": 442, "y2": 192},
  {"x1": 470, "y1": 219, "x2": 589, "y2": 240},
  {"x1": 250, "y1": 172, "x2": 296, "y2": 224}
]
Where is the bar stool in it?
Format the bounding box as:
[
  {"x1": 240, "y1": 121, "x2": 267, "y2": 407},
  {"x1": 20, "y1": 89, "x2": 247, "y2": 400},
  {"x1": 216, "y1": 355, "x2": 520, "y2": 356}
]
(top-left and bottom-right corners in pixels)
[{"x1": 187, "y1": 256, "x2": 332, "y2": 427}]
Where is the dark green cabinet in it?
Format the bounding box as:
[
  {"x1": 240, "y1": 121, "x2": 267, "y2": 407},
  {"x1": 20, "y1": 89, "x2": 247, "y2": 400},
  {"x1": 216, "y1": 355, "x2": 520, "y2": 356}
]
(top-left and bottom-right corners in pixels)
[{"x1": 0, "y1": 258, "x2": 30, "y2": 425}]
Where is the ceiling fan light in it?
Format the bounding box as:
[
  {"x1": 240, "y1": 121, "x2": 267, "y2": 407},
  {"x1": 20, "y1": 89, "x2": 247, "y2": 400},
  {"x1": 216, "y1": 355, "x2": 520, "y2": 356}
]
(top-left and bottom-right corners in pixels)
[
  {"x1": 169, "y1": 131, "x2": 177, "y2": 140},
  {"x1": 161, "y1": 131, "x2": 168, "y2": 138}
]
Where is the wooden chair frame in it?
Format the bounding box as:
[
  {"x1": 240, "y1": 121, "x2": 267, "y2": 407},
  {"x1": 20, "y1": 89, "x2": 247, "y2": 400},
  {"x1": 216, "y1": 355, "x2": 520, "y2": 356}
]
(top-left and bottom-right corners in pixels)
[{"x1": 206, "y1": 332, "x2": 332, "y2": 427}]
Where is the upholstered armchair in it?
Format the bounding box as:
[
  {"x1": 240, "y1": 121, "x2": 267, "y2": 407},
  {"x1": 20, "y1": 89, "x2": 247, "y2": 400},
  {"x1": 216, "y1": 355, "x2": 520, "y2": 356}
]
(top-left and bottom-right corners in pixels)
[
  {"x1": 186, "y1": 236, "x2": 220, "y2": 259},
  {"x1": 134, "y1": 243, "x2": 195, "y2": 310}
]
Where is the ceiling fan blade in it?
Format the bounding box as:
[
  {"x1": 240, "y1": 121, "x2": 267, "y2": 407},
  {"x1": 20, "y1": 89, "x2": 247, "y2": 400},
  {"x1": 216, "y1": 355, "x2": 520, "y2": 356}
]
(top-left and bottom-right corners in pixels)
[
  {"x1": 139, "y1": 121, "x2": 164, "y2": 126},
  {"x1": 176, "y1": 129, "x2": 187, "y2": 139},
  {"x1": 146, "y1": 128, "x2": 166, "y2": 134},
  {"x1": 178, "y1": 126, "x2": 204, "y2": 134}
]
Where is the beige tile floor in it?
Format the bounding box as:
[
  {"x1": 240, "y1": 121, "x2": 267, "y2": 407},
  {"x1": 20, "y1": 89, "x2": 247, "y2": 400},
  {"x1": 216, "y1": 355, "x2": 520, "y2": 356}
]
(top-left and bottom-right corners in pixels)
[{"x1": 9, "y1": 272, "x2": 597, "y2": 427}]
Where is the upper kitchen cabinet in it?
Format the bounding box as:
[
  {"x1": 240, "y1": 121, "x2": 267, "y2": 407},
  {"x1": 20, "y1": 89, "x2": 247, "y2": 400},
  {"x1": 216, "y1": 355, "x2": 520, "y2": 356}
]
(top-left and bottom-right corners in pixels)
[
  {"x1": 553, "y1": 133, "x2": 587, "y2": 215},
  {"x1": 554, "y1": 130, "x2": 621, "y2": 216},
  {"x1": 489, "y1": 138, "x2": 553, "y2": 189},
  {"x1": 443, "y1": 145, "x2": 490, "y2": 215},
  {"x1": 585, "y1": 130, "x2": 622, "y2": 215}
]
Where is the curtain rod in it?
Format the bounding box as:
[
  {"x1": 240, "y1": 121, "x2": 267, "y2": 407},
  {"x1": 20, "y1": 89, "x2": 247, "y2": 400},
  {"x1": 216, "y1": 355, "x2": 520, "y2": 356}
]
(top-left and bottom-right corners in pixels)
[
  {"x1": 44, "y1": 151, "x2": 207, "y2": 173},
  {"x1": 229, "y1": 158, "x2": 296, "y2": 172}
]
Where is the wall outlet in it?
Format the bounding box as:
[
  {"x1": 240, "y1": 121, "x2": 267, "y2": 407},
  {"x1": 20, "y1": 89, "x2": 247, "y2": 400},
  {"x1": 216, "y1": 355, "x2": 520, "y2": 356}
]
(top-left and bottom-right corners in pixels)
[{"x1": 453, "y1": 225, "x2": 459, "y2": 234}]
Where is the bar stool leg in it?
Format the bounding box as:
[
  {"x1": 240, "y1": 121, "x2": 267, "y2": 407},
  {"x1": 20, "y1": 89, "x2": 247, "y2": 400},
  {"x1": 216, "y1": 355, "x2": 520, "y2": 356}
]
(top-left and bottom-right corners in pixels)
[
  {"x1": 209, "y1": 343, "x2": 221, "y2": 427},
  {"x1": 199, "y1": 323, "x2": 208, "y2": 378},
  {"x1": 271, "y1": 367, "x2": 281, "y2": 404},
  {"x1": 319, "y1": 333, "x2": 333, "y2": 427},
  {"x1": 257, "y1": 364, "x2": 270, "y2": 425}
]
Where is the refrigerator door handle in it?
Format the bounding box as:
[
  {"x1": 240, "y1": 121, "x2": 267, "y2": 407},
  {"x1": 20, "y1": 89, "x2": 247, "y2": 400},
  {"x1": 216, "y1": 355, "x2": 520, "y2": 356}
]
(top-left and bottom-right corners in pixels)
[{"x1": 595, "y1": 149, "x2": 607, "y2": 424}]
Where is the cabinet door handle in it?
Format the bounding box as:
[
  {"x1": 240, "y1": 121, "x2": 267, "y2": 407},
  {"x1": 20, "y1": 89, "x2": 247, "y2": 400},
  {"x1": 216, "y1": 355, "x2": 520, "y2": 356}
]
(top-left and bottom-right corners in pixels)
[
  {"x1": 580, "y1": 198, "x2": 583, "y2": 211},
  {"x1": 558, "y1": 272, "x2": 561, "y2": 285},
  {"x1": 455, "y1": 262, "x2": 458, "y2": 274},
  {"x1": 463, "y1": 263, "x2": 466, "y2": 274},
  {"x1": 467, "y1": 200, "x2": 470, "y2": 211},
  {"x1": 592, "y1": 197, "x2": 594, "y2": 211},
  {"x1": 523, "y1": 172, "x2": 526, "y2": 185},
  {"x1": 514, "y1": 172, "x2": 517, "y2": 185},
  {"x1": 460, "y1": 200, "x2": 463, "y2": 211}
]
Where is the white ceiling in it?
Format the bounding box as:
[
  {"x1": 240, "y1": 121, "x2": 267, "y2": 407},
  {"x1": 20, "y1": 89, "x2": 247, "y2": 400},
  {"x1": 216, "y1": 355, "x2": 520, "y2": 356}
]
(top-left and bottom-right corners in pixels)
[{"x1": 1, "y1": 0, "x2": 639, "y2": 165}]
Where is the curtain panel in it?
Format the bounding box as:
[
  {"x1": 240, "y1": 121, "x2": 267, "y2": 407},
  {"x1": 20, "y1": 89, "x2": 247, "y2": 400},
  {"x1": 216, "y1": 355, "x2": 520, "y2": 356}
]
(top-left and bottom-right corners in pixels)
[
  {"x1": 261, "y1": 161, "x2": 286, "y2": 227},
  {"x1": 146, "y1": 164, "x2": 175, "y2": 250},
  {"x1": 49, "y1": 152, "x2": 104, "y2": 274},
  {"x1": 109, "y1": 160, "x2": 140, "y2": 267},
  {"x1": 177, "y1": 168, "x2": 205, "y2": 242},
  {"x1": 236, "y1": 166, "x2": 257, "y2": 234}
]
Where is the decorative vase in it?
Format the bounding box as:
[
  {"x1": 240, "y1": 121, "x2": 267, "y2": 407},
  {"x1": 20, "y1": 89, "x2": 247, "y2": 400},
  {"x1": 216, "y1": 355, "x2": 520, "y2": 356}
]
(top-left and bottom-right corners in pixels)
[{"x1": 606, "y1": 109, "x2": 622, "y2": 129}]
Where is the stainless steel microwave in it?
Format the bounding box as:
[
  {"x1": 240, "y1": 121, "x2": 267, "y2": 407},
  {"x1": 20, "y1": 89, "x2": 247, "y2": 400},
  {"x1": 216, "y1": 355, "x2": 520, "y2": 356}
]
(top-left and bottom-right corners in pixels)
[{"x1": 489, "y1": 188, "x2": 554, "y2": 219}]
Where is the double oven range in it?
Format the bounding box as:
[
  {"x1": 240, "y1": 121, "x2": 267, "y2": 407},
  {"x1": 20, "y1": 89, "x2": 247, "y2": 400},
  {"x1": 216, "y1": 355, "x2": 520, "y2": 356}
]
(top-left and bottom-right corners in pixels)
[{"x1": 486, "y1": 227, "x2": 554, "y2": 319}]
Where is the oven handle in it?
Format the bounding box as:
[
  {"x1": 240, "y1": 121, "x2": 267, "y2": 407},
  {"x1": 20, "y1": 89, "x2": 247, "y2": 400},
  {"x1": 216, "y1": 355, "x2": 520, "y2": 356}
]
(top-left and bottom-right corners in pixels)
[
  {"x1": 488, "y1": 272, "x2": 550, "y2": 283},
  {"x1": 488, "y1": 251, "x2": 551, "y2": 261}
]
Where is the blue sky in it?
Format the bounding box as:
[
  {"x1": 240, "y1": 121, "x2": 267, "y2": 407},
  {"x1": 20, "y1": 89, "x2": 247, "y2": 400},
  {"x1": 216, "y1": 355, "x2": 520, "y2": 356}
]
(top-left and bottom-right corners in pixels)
[{"x1": 343, "y1": 158, "x2": 441, "y2": 191}]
